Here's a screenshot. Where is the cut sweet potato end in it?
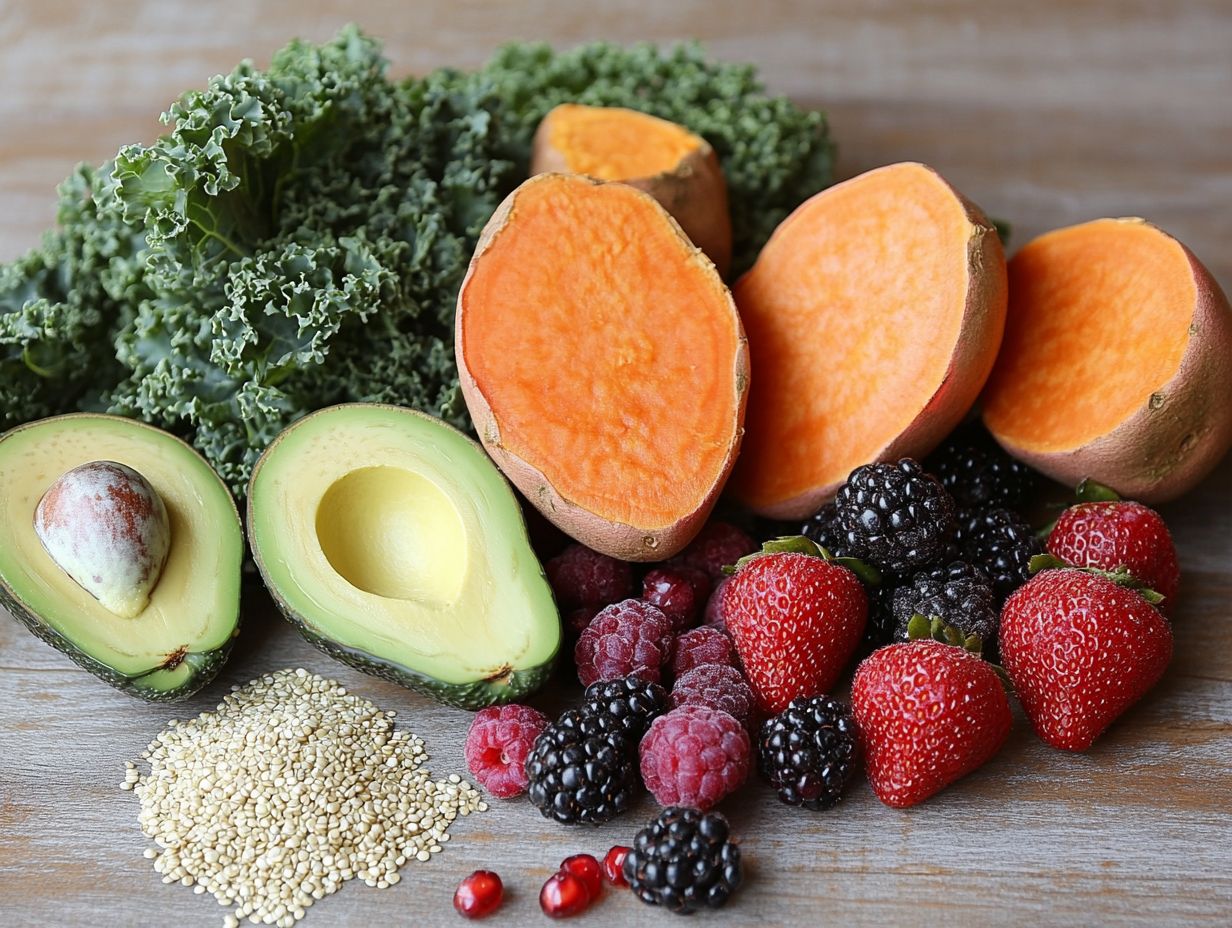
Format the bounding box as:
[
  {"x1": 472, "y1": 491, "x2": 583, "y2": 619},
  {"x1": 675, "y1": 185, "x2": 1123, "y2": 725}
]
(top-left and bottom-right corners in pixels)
[
  {"x1": 460, "y1": 175, "x2": 742, "y2": 530},
  {"x1": 983, "y1": 219, "x2": 1195, "y2": 453},
  {"x1": 729, "y1": 162, "x2": 980, "y2": 510},
  {"x1": 545, "y1": 104, "x2": 704, "y2": 180}
]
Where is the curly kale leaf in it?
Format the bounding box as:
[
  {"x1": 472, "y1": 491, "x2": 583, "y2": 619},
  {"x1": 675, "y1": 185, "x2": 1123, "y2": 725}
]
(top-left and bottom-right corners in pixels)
[{"x1": 0, "y1": 27, "x2": 833, "y2": 498}]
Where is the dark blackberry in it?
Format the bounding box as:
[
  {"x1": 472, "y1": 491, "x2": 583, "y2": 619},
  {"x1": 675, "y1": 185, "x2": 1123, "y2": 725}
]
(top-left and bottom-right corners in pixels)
[
  {"x1": 758, "y1": 695, "x2": 860, "y2": 811},
  {"x1": 580, "y1": 675, "x2": 669, "y2": 743},
  {"x1": 833, "y1": 459, "x2": 957, "y2": 577},
  {"x1": 863, "y1": 582, "x2": 900, "y2": 650},
  {"x1": 622, "y1": 807, "x2": 742, "y2": 914},
  {"x1": 800, "y1": 502, "x2": 852, "y2": 557},
  {"x1": 525, "y1": 709, "x2": 638, "y2": 825},
  {"x1": 889, "y1": 560, "x2": 998, "y2": 649},
  {"x1": 928, "y1": 424, "x2": 1038, "y2": 511},
  {"x1": 959, "y1": 507, "x2": 1041, "y2": 602}
]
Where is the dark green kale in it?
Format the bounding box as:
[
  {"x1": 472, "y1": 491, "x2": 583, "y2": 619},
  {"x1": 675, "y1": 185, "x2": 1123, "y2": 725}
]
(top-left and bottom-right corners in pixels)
[{"x1": 0, "y1": 26, "x2": 834, "y2": 497}]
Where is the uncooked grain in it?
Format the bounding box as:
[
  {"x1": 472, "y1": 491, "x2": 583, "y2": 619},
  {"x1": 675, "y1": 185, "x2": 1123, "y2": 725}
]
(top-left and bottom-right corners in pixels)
[{"x1": 126, "y1": 669, "x2": 484, "y2": 927}]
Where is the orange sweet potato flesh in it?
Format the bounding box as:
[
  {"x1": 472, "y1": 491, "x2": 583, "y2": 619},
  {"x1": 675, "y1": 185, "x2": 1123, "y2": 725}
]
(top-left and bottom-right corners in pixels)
[
  {"x1": 457, "y1": 173, "x2": 748, "y2": 561},
  {"x1": 531, "y1": 104, "x2": 733, "y2": 277},
  {"x1": 542, "y1": 104, "x2": 702, "y2": 179},
  {"x1": 728, "y1": 162, "x2": 1007, "y2": 519},
  {"x1": 982, "y1": 218, "x2": 1232, "y2": 502}
]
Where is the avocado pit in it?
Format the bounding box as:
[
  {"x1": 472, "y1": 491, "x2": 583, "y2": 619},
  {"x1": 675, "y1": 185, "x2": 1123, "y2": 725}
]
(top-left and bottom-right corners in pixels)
[{"x1": 33, "y1": 460, "x2": 171, "y2": 618}]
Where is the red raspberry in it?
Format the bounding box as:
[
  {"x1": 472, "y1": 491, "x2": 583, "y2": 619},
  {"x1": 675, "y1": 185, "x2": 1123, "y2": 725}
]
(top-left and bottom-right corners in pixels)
[
  {"x1": 546, "y1": 544, "x2": 635, "y2": 610},
  {"x1": 574, "y1": 599, "x2": 673, "y2": 686},
  {"x1": 671, "y1": 663, "x2": 757, "y2": 732},
  {"x1": 671, "y1": 626, "x2": 738, "y2": 677},
  {"x1": 703, "y1": 576, "x2": 733, "y2": 630},
  {"x1": 464, "y1": 704, "x2": 550, "y2": 798},
  {"x1": 642, "y1": 566, "x2": 711, "y2": 631},
  {"x1": 670, "y1": 522, "x2": 758, "y2": 580},
  {"x1": 638, "y1": 705, "x2": 751, "y2": 810}
]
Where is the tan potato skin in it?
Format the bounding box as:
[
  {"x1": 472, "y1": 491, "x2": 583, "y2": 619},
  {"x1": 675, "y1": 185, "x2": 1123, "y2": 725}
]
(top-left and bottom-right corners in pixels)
[
  {"x1": 455, "y1": 173, "x2": 749, "y2": 561},
  {"x1": 531, "y1": 108, "x2": 733, "y2": 278},
  {"x1": 737, "y1": 163, "x2": 1008, "y2": 521},
  {"x1": 987, "y1": 221, "x2": 1232, "y2": 503}
]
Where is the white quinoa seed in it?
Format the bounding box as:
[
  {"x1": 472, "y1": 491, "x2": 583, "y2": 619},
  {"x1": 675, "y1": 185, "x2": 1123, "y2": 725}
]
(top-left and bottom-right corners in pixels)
[{"x1": 124, "y1": 669, "x2": 483, "y2": 927}]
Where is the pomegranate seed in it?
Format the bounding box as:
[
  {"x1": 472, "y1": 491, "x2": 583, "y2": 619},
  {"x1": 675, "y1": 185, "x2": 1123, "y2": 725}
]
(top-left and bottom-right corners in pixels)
[
  {"x1": 539, "y1": 870, "x2": 591, "y2": 918},
  {"x1": 560, "y1": 854, "x2": 603, "y2": 899},
  {"x1": 454, "y1": 870, "x2": 503, "y2": 919},
  {"x1": 602, "y1": 846, "x2": 630, "y2": 887}
]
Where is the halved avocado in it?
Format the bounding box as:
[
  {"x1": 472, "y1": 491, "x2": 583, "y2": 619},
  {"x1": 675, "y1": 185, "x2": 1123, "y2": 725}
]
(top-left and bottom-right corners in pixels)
[
  {"x1": 247, "y1": 404, "x2": 561, "y2": 709},
  {"x1": 0, "y1": 414, "x2": 243, "y2": 700}
]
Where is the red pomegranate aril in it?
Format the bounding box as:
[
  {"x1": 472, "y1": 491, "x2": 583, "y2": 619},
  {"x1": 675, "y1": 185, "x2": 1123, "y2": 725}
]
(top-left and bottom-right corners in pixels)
[
  {"x1": 454, "y1": 870, "x2": 503, "y2": 919},
  {"x1": 602, "y1": 846, "x2": 630, "y2": 887},
  {"x1": 560, "y1": 854, "x2": 603, "y2": 899},
  {"x1": 540, "y1": 870, "x2": 592, "y2": 918}
]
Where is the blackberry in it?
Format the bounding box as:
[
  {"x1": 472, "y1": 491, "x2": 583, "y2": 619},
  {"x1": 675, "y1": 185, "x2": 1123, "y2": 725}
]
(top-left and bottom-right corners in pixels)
[
  {"x1": 863, "y1": 582, "x2": 900, "y2": 650},
  {"x1": 889, "y1": 560, "x2": 999, "y2": 649},
  {"x1": 758, "y1": 695, "x2": 860, "y2": 810},
  {"x1": 580, "y1": 674, "x2": 669, "y2": 743},
  {"x1": 834, "y1": 459, "x2": 957, "y2": 577},
  {"x1": 959, "y1": 507, "x2": 1041, "y2": 602},
  {"x1": 928, "y1": 424, "x2": 1038, "y2": 511},
  {"x1": 525, "y1": 709, "x2": 638, "y2": 825},
  {"x1": 800, "y1": 502, "x2": 852, "y2": 557},
  {"x1": 623, "y1": 807, "x2": 742, "y2": 914}
]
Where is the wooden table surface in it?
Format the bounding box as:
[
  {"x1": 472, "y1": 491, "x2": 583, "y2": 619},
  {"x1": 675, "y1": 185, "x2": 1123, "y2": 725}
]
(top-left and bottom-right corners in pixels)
[{"x1": 1, "y1": 2, "x2": 1230, "y2": 926}]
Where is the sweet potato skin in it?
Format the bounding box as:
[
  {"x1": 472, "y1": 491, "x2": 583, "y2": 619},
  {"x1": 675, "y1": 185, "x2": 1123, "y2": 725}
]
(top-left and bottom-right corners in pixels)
[
  {"x1": 455, "y1": 173, "x2": 749, "y2": 560},
  {"x1": 987, "y1": 220, "x2": 1232, "y2": 503},
  {"x1": 735, "y1": 163, "x2": 1008, "y2": 520},
  {"x1": 530, "y1": 109, "x2": 733, "y2": 278}
]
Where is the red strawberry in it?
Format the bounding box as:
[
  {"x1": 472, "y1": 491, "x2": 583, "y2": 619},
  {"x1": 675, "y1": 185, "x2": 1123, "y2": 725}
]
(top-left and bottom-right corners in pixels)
[
  {"x1": 1000, "y1": 569, "x2": 1172, "y2": 751},
  {"x1": 722, "y1": 544, "x2": 867, "y2": 714},
  {"x1": 1046, "y1": 501, "x2": 1179, "y2": 611},
  {"x1": 852, "y1": 640, "x2": 1012, "y2": 808}
]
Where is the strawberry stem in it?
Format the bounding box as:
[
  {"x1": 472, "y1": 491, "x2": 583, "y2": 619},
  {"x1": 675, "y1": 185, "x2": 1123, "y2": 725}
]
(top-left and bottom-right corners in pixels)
[
  {"x1": 1027, "y1": 554, "x2": 1165, "y2": 605},
  {"x1": 726, "y1": 535, "x2": 882, "y2": 586}
]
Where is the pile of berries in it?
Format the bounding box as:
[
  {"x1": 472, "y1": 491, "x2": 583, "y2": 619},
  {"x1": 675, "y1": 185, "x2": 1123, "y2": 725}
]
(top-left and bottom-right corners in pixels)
[{"x1": 460, "y1": 447, "x2": 1181, "y2": 914}]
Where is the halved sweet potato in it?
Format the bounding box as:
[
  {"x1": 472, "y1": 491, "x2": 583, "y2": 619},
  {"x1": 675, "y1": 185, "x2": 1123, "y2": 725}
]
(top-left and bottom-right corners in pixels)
[
  {"x1": 727, "y1": 162, "x2": 1008, "y2": 519},
  {"x1": 531, "y1": 104, "x2": 732, "y2": 276},
  {"x1": 456, "y1": 173, "x2": 748, "y2": 561},
  {"x1": 982, "y1": 218, "x2": 1232, "y2": 502}
]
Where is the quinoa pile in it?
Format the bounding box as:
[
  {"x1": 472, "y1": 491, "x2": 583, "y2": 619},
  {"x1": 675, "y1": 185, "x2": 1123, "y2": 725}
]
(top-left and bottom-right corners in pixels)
[{"x1": 123, "y1": 669, "x2": 486, "y2": 927}]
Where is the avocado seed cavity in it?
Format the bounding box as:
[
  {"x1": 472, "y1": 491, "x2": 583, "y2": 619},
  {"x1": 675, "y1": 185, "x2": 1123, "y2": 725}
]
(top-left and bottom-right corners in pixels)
[{"x1": 315, "y1": 466, "x2": 468, "y2": 605}]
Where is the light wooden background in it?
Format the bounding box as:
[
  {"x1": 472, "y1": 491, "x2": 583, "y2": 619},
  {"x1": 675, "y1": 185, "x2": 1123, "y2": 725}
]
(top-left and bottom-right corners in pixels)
[{"x1": 1, "y1": 2, "x2": 1229, "y2": 926}]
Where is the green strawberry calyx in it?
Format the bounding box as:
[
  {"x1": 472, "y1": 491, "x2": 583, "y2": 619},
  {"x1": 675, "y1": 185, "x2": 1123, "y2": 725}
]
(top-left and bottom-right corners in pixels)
[
  {"x1": 1027, "y1": 554, "x2": 1165, "y2": 606},
  {"x1": 905, "y1": 615, "x2": 1015, "y2": 692},
  {"x1": 1035, "y1": 478, "x2": 1125, "y2": 539},
  {"x1": 1074, "y1": 478, "x2": 1123, "y2": 503},
  {"x1": 906, "y1": 613, "x2": 983, "y2": 655},
  {"x1": 724, "y1": 535, "x2": 882, "y2": 586}
]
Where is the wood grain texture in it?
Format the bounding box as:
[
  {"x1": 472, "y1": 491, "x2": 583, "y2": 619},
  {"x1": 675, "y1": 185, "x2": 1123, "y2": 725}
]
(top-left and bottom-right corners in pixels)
[{"x1": 1, "y1": 1, "x2": 1230, "y2": 926}]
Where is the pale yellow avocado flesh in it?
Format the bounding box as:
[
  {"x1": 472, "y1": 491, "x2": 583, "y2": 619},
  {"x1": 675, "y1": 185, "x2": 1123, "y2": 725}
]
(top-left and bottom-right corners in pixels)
[
  {"x1": 0, "y1": 415, "x2": 242, "y2": 677},
  {"x1": 248, "y1": 404, "x2": 559, "y2": 686}
]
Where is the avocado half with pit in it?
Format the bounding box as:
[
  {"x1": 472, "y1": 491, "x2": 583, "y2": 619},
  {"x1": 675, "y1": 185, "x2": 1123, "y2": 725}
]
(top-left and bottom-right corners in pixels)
[
  {"x1": 0, "y1": 414, "x2": 242, "y2": 700},
  {"x1": 247, "y1": 404, "x2": 561, "y2": 709}
]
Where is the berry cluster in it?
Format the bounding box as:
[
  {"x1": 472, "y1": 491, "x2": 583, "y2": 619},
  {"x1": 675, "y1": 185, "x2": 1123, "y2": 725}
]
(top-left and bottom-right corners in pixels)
[{"x1": 458, "y1": 470, "x2": 1180, "y2": 915}]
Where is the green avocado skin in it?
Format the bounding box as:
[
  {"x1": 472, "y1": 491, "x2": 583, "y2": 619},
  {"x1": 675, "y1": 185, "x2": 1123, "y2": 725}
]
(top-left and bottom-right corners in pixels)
[
  {"x1": 277, "y1": 599, "x2": 558, "y2": 711},
  {"x1": 0, "y1": 582, "x2": 236, "y2": 701}
]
